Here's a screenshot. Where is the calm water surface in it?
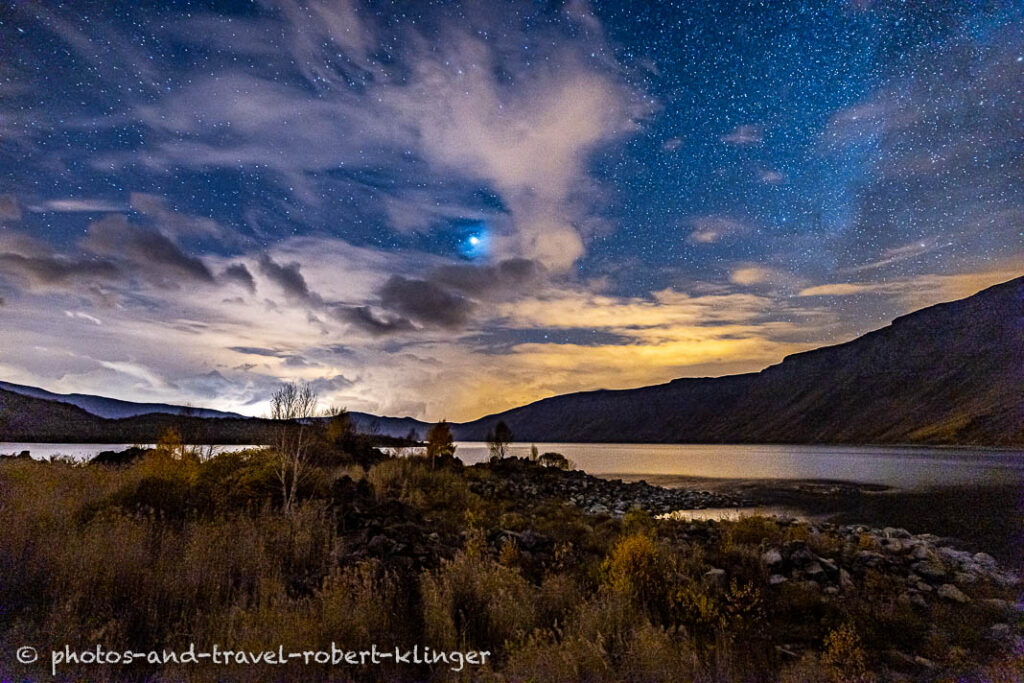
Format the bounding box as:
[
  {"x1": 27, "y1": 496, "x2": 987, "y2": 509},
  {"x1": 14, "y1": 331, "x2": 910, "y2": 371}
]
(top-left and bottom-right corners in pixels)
[
  {"x1": 448, "y1": 442, "x2": 1024, "y2": 489},
  {"x1": 4, "y1": 442, "x2": 1022, "y2": 490}
]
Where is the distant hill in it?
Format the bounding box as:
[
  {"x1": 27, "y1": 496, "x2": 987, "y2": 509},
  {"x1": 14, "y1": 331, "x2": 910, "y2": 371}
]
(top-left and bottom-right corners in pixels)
[
  {"x1": 0, "y1": 381, "x2": 243, "y2": 419},
  {"x1": 2, "y1": 276, "x2": 1022, "y2": 446},
  {"x1": 452, "y1": 276, "x2": 1024, "y2": 446},
  {"x1": 0, "y1": 381, "x2": 430, "y2": 442}
]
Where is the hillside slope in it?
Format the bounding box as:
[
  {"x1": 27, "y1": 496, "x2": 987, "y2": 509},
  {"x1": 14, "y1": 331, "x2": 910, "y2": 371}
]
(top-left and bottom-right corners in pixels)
[{"x1": 454, "y1": 276, "x2": 1024, "y2": 446}]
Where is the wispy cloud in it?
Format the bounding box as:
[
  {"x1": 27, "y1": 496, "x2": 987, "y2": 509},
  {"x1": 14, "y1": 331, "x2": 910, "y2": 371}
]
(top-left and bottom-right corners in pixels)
[{"x1": 721, "y1": 124, "x2": 763, "y2": 146}]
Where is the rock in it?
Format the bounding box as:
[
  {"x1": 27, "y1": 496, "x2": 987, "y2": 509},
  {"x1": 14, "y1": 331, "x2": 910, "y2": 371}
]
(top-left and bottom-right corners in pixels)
[
  {"x1": 763, "y1": 549, "x2": 783, "y2": 566},
  {"x1": 913, "y1": 656, "x2": 937, "y2": 670},
  {"x1": 937, "y1": 583, "x2": 970, "y2": 603},
  {"x1": 972, "y1": 552, "x2": 997, "y2": 568},
  {"x1": 855, "y1": 550, "x2": 885, "y2": 568},
  {"x1": 910, "y1": 545, "x2": 932, "y2": 561},
  {"x1": 790, "y1": 547, "x2": 815, "y2": 565},
  {"x1": 769, "y1": 574, "x2": 788, "y2": 586},
  {"x1": 367, "y1": 534, "x2": 391, "y2": 554},
  {"x1": 986, "y1": 624, "x2": 1012, "y2": 642},
  {"x1": 912, "y1": 560, "x2": 947, "y2": 581},
  {"x1": 585, "y1": 503, "x2": 609, "y2": 515},
  {"x1": 824, "y1": 586, "x2": 839, "y2": 595},
  {"x1": 938, "y1": 547, "x2": 972, "y2": 565},
  {"x1": 979, "y1": 598, "x2": 1016, "y2": 614},
  {"x1": 953, "y1": 571, "x2": 978, "y2": 586},
  {"x1": 805, "y1": 562, "x2": 825, "y2": 578},
  {"x1": 910, "y1": 594, "x2": 928, "y2": 609},
  {"x1": 881, "y1": 538, "x2": 904, "y2": 553},
  {"x1": 839, "y1": 569, "x2": 854, "y2": 590},
  {"x1": 704, "y1": 567, "x2": 727, "y2": 586}
]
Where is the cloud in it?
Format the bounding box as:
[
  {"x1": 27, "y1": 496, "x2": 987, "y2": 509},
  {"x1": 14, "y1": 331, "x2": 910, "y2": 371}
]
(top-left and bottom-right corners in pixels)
[
  {"x1": 64, "y1": 310, "x2": 103, "y2": 325},
  {"x1": 378, "y1": 275, "x2": 474, "y2": 329},
  {"x1": 721, "y1": 124, "x2": 763, "y2": 145},
  {"x1": 798, "y1": 283, "x2": 886, "y2": 297},
  {"x1": 729, "y1": 266, "x2": 778, "y2": 286},
  {"x1": 307, "y1": 373, "x2": 355, "y2": 396},
  {"x1": 84, "y1": 215, "x2": 216, "y2": 284},
  {"x1": 229, "y1": 346, "x2": 286, "y2": 358},
  {"x1": 0, "y1": 252, "x2": 122, "y2": 288},
  {"x1": 820, "y1": 25, "x2": 1024, "y2": 273},
  {"x1": 661, "y1": 136, "x2": 683, "y2": 151},
  {"x1": 430, "y1": 258, "x2": 544, "y2": 300},
  {"x1": 758, "y1": 169, "x2": 785, "y2": 184},
  {"x1": 0, "y1": 194, "x2": 21, "y2": 220},
  {"x1": 129, "y1": 192, "x2": 227, "y2": 241},
  {"x1": 100, "y1": 3, "x2": 647, "y2": 272},
  {"x1": 333, "y1": 306, "x2": 416, "y2": 337},
  {"x1": 222, "y1": 263, "x2": 256, "y2": 293},
  {"x1": 381, "y1": 32, "x2": 646, "y2": 270},
  {"x1": 842, "y1": 239, "x2": 952, "y2": 274},
  {"x1": 28, "y1": 198, "x2": 127, "y2": 213},
  {"x1": 257, "y1": 254, "x2": 319, "y2": 304},
  {"x1": 687, "y1": 215, "x2": 751, "y2": 245},
  {"x1": 798, "y1": 269, "x2": 1022, "y2": 305}
]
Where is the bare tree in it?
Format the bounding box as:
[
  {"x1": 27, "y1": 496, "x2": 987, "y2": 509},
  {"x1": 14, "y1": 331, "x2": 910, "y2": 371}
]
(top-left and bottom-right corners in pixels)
[
  {"x1": 486, "y1": 420, "x2": 513, "y2": 461},
  {"x1": 269, "y1": 383, "x2": 319, "y2": 515}
]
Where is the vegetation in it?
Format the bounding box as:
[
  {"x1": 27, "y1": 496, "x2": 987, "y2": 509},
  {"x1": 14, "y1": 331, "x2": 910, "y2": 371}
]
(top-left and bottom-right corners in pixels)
[
  {"x1": 0, "y1": 447, "x2": 1018, "y2": 682},
  {"x1": 268, "y1": 382, "x2": 321, "y2": 515},
  {"x1": 485, "y1": 420, "x2": 513, "y2": 461},
  {"x1": 425, "y1": 419, "x2": 456, "y2": 470}
]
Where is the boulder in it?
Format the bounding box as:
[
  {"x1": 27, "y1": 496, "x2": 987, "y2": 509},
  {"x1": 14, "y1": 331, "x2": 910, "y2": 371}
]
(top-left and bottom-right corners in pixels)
[
  {"x1": 936, "y1": 583, "x2": 970, "y2": 603},
  {"x1": 912, "y1": 560, "x2": 947, "y2": 581}
]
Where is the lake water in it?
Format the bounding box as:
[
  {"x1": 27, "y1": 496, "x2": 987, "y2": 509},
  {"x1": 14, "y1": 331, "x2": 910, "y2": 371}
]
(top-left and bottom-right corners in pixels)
[
  {"x1": 4, "y1": 441, "x2": 1022, "y2": 490},
  {"x1": 447, "y1": 442, "x2": 1024, "y2": 489}
]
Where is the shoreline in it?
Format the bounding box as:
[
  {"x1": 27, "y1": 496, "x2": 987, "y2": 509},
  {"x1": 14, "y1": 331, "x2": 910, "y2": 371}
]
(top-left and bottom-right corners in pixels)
[{"x1": 603, "y1": 473, "x2": 1023, "y2": 568}]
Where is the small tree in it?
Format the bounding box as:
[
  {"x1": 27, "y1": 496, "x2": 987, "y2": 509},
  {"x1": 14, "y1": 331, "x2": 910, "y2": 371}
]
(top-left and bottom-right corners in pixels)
[
  {"x1": 269, "y1": 382, "x2": 319, "y2": 515},
  {"x1": 486, "y1": 420, "x2": 513, "y2": 461},
  {"x1": 426, "y1": 420, "x2": 456, "y2": 470},
  {"x1": 325, "y1": 406, "x2": 353, "y2": 446},
  {"x1": 155, "y1": 426, "x2": 187, "y2": 460}
]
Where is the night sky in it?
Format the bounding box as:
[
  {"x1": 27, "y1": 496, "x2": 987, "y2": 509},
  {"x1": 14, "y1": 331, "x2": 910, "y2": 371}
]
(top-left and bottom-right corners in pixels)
[{"x1": 0, "y1": 0, "x2": 1021, "y2": 420}]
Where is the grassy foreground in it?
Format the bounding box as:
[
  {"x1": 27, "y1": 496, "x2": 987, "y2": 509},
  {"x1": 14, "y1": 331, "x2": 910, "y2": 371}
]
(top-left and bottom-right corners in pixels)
[{"x1": 0, "y1": 448, "x2": 1020, "y2": 682}]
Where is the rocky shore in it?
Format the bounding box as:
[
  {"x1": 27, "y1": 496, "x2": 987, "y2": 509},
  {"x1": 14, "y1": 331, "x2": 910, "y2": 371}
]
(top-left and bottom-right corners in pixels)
[{"x1": 468, "y1": 457, "x2": 747, "y2": 515}]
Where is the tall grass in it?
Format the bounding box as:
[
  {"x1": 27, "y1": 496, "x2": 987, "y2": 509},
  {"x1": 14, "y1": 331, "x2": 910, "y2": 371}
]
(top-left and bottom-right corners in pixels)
[{"x1": 0, "y1": 453, "x2": 1018, "y2": 681}]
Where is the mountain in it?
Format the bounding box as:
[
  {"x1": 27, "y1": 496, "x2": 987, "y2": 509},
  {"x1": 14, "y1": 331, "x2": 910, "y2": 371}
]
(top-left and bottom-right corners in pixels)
[
  {"x1": 2, "y1": 276, "x2": 1022, "y2": 446},
  {"x1": 0, "y1": 381, "x2": 431, "y2": 442},
  {"x1": 452, "y1": 276, "x2": 1024, "y2": 446},
  {"x1": 0, "y1": 381, "x2": 243, "y2": 419}
]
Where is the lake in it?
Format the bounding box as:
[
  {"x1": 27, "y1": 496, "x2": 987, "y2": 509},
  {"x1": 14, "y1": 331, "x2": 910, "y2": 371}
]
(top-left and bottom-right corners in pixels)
[
  {"x1": 4, "y1": 441, "x2": 1023, "y2": 490},
  {"x1": 447, "y1": 442, "x2": 1024, "y2": 489}
]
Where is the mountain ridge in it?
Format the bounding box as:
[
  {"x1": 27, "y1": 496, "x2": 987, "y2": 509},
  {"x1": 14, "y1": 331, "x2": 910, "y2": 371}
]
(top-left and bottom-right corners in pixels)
[{"x1": 2, "y1": 275, "x2": 1021, "y2": 445}]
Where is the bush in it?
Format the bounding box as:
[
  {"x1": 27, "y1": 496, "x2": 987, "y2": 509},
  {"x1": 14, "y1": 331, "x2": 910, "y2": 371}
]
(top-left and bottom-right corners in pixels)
[
  {"x1": 822, "y1": 623, "x2": 873, "y2": 683},
  {"x1": 602, "y1": 533, "x2": 673, "y2": 620},
  {"x1": 421, "y1": 532, "x2": 536, "y2": 656}
]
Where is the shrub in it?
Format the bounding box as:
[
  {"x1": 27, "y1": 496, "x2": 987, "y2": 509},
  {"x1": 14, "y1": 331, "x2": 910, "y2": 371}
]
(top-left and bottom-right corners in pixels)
[
  {"x1": 821, "y1": 623, "x2": 873, "y2": 683},
  {"x1": 721, "y1": 515, "x2": 785, "y2": 548},
  {"x1": 602, "y1": 533, "x2": 672, "y2": 620},
  {"x1": 421, "y1": 532, "x2": 536, "y2": 655}
]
